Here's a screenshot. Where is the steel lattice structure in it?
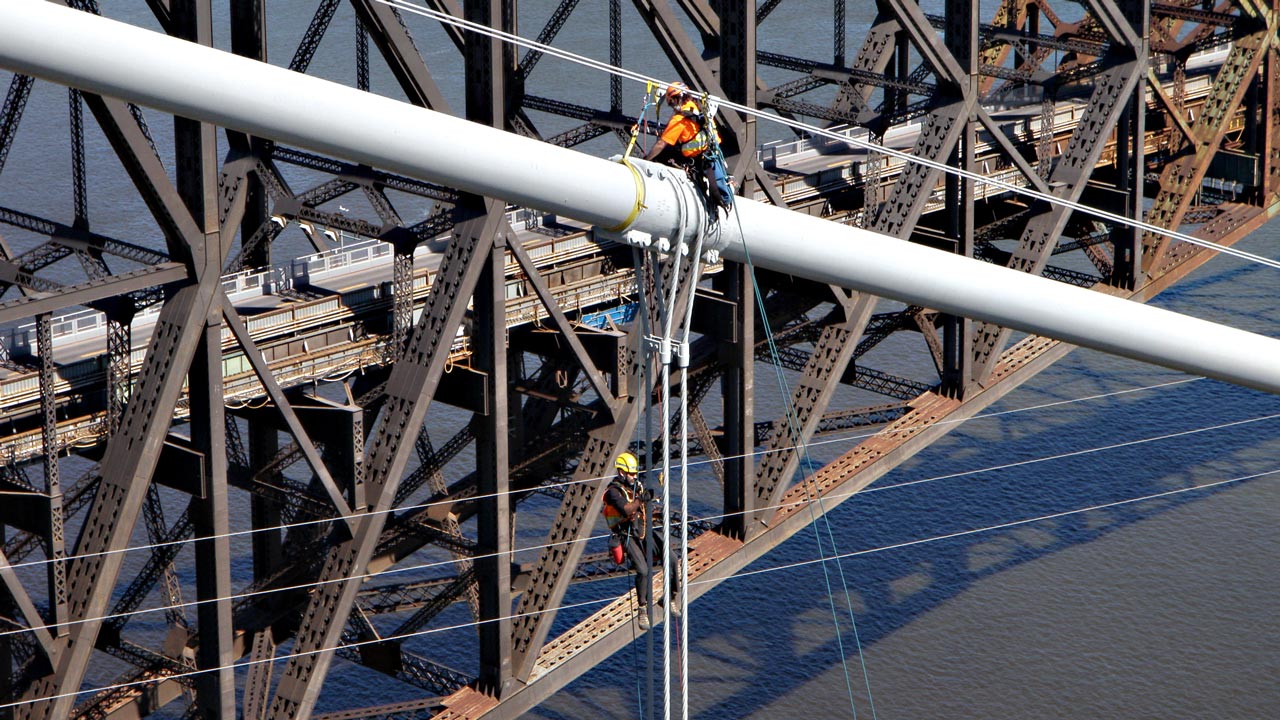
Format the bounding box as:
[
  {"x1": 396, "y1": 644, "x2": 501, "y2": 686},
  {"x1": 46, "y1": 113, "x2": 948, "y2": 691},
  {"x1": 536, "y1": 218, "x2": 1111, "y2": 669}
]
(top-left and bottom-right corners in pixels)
[{"x1": 0, "y1": 1, "x2": 1278, "y2": 718}]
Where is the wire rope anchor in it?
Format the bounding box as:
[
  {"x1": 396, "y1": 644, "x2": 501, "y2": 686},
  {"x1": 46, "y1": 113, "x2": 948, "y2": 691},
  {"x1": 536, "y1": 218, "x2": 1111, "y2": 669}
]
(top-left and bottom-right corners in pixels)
[{"x1": 593, "y1": 157, "x2": 726, "y2": 262}]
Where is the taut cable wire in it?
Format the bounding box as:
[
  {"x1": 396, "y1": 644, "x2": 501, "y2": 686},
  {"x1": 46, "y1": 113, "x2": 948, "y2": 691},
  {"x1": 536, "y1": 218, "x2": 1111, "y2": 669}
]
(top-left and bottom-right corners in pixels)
[
  {"x1": 4, "y1": 466, "x2": 1271, "y2": 712},
  {"x1": 4, "y1": 387, "x2": 1269, "y2": 641},
  {"x1": 379, "y1": 0, "x2": 1280, "y2": 272}
]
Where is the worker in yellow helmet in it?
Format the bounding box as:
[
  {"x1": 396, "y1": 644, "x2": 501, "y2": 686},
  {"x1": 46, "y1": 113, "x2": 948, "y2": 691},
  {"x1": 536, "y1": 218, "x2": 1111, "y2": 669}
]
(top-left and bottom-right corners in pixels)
[
  {"x1": 644, "y1": 82, "x2": 729, "y2": 213},
  {"x1": 603, "y1": 451, "x2": 656, "y2": 628}
]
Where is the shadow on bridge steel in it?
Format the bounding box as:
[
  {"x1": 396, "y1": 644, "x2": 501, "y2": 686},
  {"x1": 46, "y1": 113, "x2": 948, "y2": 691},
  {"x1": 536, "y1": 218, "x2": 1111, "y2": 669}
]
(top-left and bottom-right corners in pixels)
[{"x1": 525, "y1": 365, "x2": 1280, "y2": 719}]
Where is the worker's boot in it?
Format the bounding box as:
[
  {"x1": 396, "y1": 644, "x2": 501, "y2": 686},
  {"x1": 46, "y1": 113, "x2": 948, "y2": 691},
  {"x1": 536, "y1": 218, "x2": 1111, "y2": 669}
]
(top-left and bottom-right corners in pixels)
[{"x1": 637, "y1": 605, "x2": 651, "y2": 630}]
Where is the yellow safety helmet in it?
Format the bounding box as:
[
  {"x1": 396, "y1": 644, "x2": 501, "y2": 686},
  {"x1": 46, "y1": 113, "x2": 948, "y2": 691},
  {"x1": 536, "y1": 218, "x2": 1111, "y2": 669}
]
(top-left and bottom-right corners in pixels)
[
  {"x1": 664, "y1": 81, "x2": 689, "y2": 104},
  {"x1": 615, "y1": 451, "x2": 639, "y2": 475}
]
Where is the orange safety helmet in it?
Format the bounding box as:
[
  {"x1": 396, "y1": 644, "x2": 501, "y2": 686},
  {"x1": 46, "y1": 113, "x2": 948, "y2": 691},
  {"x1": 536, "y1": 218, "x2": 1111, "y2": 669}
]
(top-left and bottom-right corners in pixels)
[{"x1": 664, "y1": 81, "x2": 689, "y2": 104}]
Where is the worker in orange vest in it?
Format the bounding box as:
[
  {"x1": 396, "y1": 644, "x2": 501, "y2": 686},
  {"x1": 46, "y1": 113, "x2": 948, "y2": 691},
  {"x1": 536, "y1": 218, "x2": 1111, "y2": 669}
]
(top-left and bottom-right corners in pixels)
[
  {"x1": 645, "y1": 82, "x2": 730, "y2": 213},
  {"x1": 603, "y1": 451, "x2": 656, "y2": 628}
]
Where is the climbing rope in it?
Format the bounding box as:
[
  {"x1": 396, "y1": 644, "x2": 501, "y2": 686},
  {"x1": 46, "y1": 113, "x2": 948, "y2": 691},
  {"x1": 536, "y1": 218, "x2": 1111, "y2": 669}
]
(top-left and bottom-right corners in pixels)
[
  {"x1": 631, "y1": 244, "x2": 659, "y2": 720},
  {"x1": 713, "y1": 101, "x2": 874, "y2": 714}
]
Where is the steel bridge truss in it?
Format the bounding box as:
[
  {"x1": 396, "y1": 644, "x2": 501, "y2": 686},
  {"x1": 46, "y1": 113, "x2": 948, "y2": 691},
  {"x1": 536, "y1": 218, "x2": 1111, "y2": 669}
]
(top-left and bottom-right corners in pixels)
[{"x1": 0, "y1": 0, "x2": 1278, "y2": 718}]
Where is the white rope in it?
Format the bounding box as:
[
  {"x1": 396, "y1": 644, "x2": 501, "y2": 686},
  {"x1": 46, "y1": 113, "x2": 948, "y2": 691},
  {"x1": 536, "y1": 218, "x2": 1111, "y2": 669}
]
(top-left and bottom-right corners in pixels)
[
  {"x1": 7, "y1": 384, "x2": 1272, "y2": 665},
  {"x1": 654, "y1": 186, "x2": 687, "y2": 720},
  {"x1": 697, "y1": 468, "x2": 1279, "y2": 584},
  {"x1": 0, "y1": 377, "x2": 1211, "y2": 576},
  {"x1": 688, "y1": 410, "x2": 1280, "y2": 527},
  {"x1": 4, "y1": 464, "x2": 1271, "y2": 713},
  {"x1": 379, "y1": 0, "x2": 1280, "y2": 272},
  {"x1": 677, "y1": 231, "x2": 706, "y2": 720},
  {"x1": 0, "y1": 528, "x2": 615, "y2": 641}
]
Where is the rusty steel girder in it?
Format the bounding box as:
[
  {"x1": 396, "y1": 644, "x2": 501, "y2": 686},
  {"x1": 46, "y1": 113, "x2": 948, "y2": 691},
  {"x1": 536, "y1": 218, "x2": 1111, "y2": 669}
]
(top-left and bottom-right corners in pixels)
[{"x1": 0, "y1": 2, "x2": 1277, "y2": 720}]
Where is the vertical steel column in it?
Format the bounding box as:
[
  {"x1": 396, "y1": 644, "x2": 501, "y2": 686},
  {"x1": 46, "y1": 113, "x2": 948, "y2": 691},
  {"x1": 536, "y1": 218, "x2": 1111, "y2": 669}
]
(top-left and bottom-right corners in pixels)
[
  {"x1": 35, "y1": 315, "x2": 66, "y2": 634},
  {"x1": 465, "y1": 0, "x2": 515, "y2": 695},
  {"x1": 508, "y1": 352, "x2": 527, "y2": 458},
  {"x1": 248, "y1": 421, "x2": 284, "y2": 583},
  {"x1": 714, "y1": 0, "x2": 757, "y2": 179},
  {"x1": 231, "y1": 0, "x2": 272, "y2": 270},
  {"x1": 712, "y1": 0, "x2": 756, "y2": 539},
  {"x1": 174, "y1": 2, "x2": 234, "y2": 716},
  {"x1": 610, "y1": 0, "x2": 623, "y2": 113},
  {"x1": 357, "y1": 20, "x2": 370, "y2": 92},
  {"x1": 834, "y1": 0, "x2": 846, "y2": 65},
  {"x1": 475, "y1": 233, "x2": 512, "y2": 697},
  {"x1": 715, "y1": 265, "x2": 754, "y2": 540},
  {"x1": 189, "y1": 323, "x2": 235, "y2": 720},
  {"x1": 894, "y1": 31, "x2": 910, "y2": 119},
  {"x1": 940, "y1": 0, "x2": 977, "y2": 398},
  {"x1": 1110, "y1": 0, "x2": 1147, "y2": 289}
]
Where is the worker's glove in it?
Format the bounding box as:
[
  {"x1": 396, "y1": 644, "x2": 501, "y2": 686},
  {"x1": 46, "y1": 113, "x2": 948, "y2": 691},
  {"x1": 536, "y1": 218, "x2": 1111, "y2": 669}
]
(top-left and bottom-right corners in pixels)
[{"x1": 641, "y1": 488, "x2": 656, "y2": 502}]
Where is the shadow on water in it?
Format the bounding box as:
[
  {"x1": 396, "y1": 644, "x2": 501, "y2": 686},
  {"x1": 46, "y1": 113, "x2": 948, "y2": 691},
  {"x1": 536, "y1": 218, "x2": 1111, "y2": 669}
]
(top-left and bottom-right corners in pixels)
[{"x1": 529, "y1": 373, "x2": 1280, "y2": 719}]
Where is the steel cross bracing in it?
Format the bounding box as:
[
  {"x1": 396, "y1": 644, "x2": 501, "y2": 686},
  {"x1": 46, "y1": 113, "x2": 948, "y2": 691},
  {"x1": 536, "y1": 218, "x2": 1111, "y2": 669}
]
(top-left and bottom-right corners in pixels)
[{"x1": 0, "y1": 0, "x2": 1278, "y2": 718}]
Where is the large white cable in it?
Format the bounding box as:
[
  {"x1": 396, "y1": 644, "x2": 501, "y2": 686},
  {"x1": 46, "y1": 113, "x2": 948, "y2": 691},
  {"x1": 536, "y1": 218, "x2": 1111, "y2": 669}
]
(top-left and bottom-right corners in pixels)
[
  {"x1": 7, "y1": 2, "x2": 1280, "y2": 392},
  {"x1": 676, "y1": 233, "x2": 706, "y2": 720},
  {"x1": 379, "y1": 0, "x2": 1280, "y2": 272}
]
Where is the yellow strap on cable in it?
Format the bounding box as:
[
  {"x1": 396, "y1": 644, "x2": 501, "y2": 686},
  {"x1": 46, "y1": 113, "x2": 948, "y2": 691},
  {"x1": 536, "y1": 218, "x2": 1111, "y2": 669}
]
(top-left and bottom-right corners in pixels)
[
  {"x1": 607, "y1": 158, "x2": 646, "y2": 233},
  {"x1": 623, "y1": 128, "x2": 639, "y2": 160}
]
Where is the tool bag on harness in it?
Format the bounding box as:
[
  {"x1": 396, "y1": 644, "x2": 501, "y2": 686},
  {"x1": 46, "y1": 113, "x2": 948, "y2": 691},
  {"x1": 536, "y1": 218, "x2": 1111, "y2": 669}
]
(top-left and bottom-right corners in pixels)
[{"x1": 708, "y1": 153, "x2": 734, "y2": 211}]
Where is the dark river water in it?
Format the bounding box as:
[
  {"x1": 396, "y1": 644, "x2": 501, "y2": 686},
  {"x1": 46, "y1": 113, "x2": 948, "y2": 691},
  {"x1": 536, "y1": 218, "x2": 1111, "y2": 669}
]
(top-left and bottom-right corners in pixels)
[
  {"x1": 2, "y1": 2, "x2": 1277, "y2": 719},
  {"x1": 518, "y1": 219, "x2": 1280, "y2": 720}
]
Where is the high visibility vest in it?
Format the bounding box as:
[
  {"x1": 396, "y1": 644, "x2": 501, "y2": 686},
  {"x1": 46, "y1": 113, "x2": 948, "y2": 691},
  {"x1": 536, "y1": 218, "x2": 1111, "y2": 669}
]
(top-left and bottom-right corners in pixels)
[
  {"x1": 676, "y1": 106, "x2": 719, "y2": 158},
  {"x1": 660, "y1": 100, "x2": 716, "y2": 159},
  {"x1": 602, "y1": 480, "x2": 644, "y2": 532},
  {"x1": 680, "y1": 129, "x2": 712, "y2": 157}
]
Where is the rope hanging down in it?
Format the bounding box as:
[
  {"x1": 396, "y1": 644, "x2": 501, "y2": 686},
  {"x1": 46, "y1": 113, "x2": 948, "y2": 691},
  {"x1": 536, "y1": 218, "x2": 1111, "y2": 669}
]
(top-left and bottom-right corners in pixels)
[
  {"x1": 623, "y1": 95, "x2": 714, "y2": 713},
  {"x1": 721, "y1": 155, "x2": 874, "y2": 718}
]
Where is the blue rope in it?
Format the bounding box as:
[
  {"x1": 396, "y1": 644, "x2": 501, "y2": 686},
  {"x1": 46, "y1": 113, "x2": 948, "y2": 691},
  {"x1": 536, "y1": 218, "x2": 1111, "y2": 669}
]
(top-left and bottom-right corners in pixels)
[{"x1": 710, "y1": 126, "x2": 875, "y2": 718}]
